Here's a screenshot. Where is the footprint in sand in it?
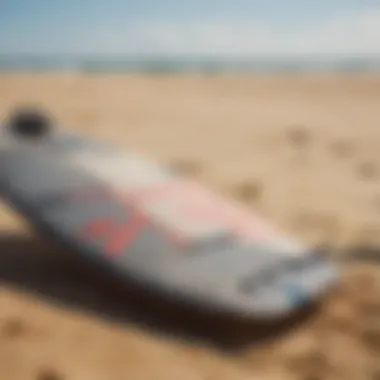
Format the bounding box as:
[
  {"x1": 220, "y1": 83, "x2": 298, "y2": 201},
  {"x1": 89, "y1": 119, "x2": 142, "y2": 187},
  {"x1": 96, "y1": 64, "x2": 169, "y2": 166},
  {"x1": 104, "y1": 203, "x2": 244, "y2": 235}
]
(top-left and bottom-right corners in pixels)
[
  {"x1": 357, "y1": 161, "x2": 378, "y2": 180},
  {"x1": 231, "y1": 180, "x2": 263, "y2": 204},
  {"x1": 286, "y1": 126, "x2": 311, "y2": 149},
  {"x1": 1, "y1": 317, "x2": 27, "y2": 339}
]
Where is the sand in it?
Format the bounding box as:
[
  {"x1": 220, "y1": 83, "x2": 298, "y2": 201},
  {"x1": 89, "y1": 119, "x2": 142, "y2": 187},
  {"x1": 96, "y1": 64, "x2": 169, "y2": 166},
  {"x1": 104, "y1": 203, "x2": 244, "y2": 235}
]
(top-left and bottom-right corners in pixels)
[{"x1": 0, "y1": 73, "x2": 380, "y2": 379}]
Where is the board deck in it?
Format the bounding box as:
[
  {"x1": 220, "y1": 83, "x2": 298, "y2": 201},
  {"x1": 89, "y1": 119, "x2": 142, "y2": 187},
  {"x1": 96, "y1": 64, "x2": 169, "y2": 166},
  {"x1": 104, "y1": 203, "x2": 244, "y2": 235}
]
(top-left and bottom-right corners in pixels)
[{"x1": 0, "y1": 119, "x2": 339, "y2": 320}]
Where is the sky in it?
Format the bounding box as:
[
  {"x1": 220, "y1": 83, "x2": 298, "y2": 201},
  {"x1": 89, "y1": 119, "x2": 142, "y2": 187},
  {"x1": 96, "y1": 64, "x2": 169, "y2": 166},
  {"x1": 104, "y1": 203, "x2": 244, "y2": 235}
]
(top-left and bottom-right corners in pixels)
[{"x1": 1, "y1": 0, "x2": 380, "y2": 58}]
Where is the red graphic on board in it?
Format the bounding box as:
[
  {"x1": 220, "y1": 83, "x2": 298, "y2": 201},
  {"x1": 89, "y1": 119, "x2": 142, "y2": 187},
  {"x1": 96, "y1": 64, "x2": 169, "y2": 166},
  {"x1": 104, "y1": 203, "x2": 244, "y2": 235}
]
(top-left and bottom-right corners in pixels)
[
  {"x1": 104, "y1": 213, "x2": 148, "y2": 257},
  {"x1": 82, "y1": 218, "x2": 114, "y2": 238},
  {"x1": 80, "y1": 198, "x2": 150, "y2": 257},
  {"x1": 75, "y1": 178, "x2": 279, "y2": 257}
]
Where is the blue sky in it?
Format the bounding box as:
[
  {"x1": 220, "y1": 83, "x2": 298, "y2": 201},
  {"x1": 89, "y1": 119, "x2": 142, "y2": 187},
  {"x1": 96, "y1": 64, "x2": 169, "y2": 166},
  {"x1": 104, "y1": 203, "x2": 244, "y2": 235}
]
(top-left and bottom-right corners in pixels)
[{"x1": 1, "y1": 0, "x2": 380, "y2": 57}]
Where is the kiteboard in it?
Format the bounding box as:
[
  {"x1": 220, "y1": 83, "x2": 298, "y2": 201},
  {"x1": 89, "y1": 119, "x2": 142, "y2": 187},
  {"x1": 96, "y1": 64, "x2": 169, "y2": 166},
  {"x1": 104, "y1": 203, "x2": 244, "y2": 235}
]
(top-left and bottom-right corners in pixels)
[{"x1": 0, "y1": 108, "x2": 339, "y2": 320}]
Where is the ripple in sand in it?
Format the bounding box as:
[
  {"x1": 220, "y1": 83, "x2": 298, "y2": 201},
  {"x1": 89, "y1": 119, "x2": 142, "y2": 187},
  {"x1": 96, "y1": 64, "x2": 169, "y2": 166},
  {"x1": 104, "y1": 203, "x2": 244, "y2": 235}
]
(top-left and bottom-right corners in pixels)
[
  {"x1": 291, "y1": 212, "x2": 341, "y2": 246},
  {"x1": 74, "y1": 108, "x2": 97, "y2": 126},
  {"x1": 36, "y1": 368, "x2": 64, "y2": 380},
  {"x1": 371, "y1": 370, "x2": 380, "y2": 380},
  {"x1": 330, "y1": 139, "x2": 355, "y2": 159},
  {"x1": 281, "y1": 334, "x2": 332, "y2": 380},
  {"x1": 361, "y1": 324, "x2": 380, "y2": 354}
]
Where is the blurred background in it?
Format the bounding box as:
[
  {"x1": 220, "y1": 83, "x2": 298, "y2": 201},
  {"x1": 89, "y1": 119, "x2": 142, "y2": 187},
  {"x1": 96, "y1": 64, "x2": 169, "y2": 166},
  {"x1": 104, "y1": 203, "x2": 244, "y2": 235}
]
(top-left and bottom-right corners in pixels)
[{"x1": 1, "y1": 1, "x2": 380, "y2": 379}]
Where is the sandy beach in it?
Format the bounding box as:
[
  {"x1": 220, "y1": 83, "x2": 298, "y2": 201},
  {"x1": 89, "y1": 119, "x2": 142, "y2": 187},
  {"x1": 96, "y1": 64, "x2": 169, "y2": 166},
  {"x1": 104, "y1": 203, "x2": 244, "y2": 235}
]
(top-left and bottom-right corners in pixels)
[{"x1": 1, "y1": 73, "x2": 380, "y2": 380}]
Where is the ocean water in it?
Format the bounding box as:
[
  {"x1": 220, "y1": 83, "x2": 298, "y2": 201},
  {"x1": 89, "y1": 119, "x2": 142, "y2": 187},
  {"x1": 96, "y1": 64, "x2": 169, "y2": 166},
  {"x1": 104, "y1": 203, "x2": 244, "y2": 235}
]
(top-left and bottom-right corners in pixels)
[{"x1": 0, "y1": 55, "x2": 379, "y2": 74}]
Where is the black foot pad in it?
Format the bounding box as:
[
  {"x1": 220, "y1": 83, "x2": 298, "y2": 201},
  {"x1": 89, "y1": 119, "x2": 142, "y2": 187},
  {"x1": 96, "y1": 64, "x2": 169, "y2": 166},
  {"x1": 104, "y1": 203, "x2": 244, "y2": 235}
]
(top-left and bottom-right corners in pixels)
[{"x1": 7, "y1": 108, "x2": 53, "y2": 139}]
